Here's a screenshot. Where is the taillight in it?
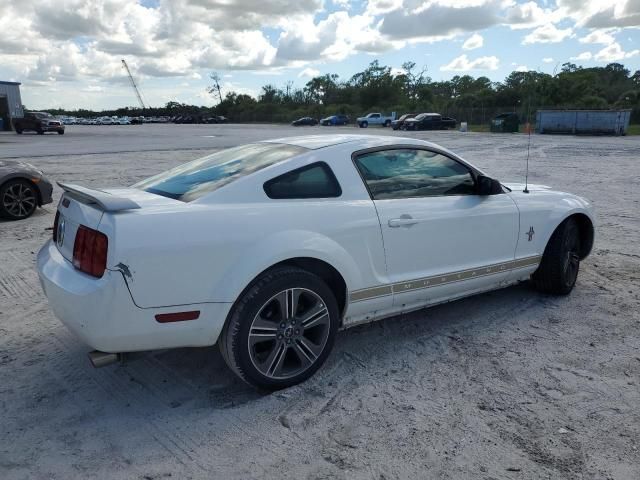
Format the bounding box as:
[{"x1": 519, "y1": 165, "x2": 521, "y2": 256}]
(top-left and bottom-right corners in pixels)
[
  {"x1": 52, "y1": 211, "x2": 60, "y2": 242},
  {"x1": 72, "y1": 225, "x2": 108, "y2": 278}
]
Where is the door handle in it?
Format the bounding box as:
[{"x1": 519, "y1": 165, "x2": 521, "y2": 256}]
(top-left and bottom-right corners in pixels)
[{"x1": 388, "y1": 215, "x2": 418, "y2": 228}]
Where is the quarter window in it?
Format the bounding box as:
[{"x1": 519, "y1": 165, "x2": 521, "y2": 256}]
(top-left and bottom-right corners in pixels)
[
  {"x1": 264, "y1": 162, "x2": 342, "y2": 199},
  {"x1": 354, "y1": 149, "x2": 475, "y2": 200}
]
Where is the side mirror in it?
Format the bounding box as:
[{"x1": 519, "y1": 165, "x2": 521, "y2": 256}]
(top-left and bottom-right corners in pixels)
[{"x1": 476, "y1": 175, "x2": 503, "y2": 195}]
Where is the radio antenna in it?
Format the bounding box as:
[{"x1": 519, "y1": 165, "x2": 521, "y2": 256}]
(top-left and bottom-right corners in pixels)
[
  {"x1": 524, "y1": 125, "x2": 531, "y2": 193},
  {"x1": 523, "y1": 101, "x2": 532, "y2": 194}
]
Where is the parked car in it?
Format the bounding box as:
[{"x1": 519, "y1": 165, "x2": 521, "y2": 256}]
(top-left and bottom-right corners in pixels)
[
  {"x1": 391, "y1": 113, "x2": 417, "y2": 130},
  {"x1": 356, "y1": 112, "x2": 396, "y2": 128},
  {"x1": 0, "y1": 160, "x2": 53, "y2": 220},
  {"x1": 203, "y1": 115, "x2": 229, "y2": 124},
  {"x1": 37, "y1": 134, "x2": 595, "y2": 390},
  {"x1": 97, "y1": 117, "x2": 115, "y2": 125},
  {"x1": 403, "y1": 113, "x2": 456, "y2": 130},
  {"x1": 14, "y1": 112, "x2": 65, "y2": 135},
  {"x1": 491, "y1": 112, "x2": 520, "y2": 133},
  {"x1": 320, "y1": 114, "x2": 349, "y2": 126},
  {"x1": 292, "y1": 117, "x2": 318, "y2": 126},
  {"x1": 130, "y1": 117, "x2": 144, "y2": 125}
]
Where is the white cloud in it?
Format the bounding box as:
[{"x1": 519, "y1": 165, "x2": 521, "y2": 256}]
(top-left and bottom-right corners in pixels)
[
  {"x1": 440, "y1": 54, "x2": 499, "y2": 71},
  {"x1": 570, "y1": 51, "x2": 593, "y2": 61},
  {"x1": 380, "y1": 0, "x2": 502, "y2": 41},
  {"x1": 462, "y1": 33, "x2": 484, "y2": 50},
  {"x1": 522, "y1": 24, "x2": 573, "y2": 44},
  {"x1": 594, "y1": 42, "x2": 640, "y2": 62},
  {"x1": 366, "y1": 0, "x2": 403, "y2": 15},
  {"x1": 298, "y1": 67, "x2": 320, "y2": 78},
  {"x1": 578, "y1": 29, "x2": 617, "y2": 45},
  {"x1": 514, "y1": 65, "x2": 530, "y2": 72},
  {"x1": 505, "y1": 1, "x2": 555, "y2": 29},
  {"x1": 542, "y1": 57, "x2": 555, "y2": 63}
]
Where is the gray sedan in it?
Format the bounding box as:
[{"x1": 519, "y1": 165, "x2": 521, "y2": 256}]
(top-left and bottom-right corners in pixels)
[{"x1": 0, "y1": 160, "x2": 53, "y2": 220}]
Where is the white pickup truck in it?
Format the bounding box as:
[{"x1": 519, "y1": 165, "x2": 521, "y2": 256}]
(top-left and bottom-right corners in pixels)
[{"x1": 356, "y1": 112, "x2": 396, "y2": 128}]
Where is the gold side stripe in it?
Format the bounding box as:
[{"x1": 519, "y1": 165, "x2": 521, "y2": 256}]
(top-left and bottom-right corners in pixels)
[{"x1": 349, "y1": 255, "x2": 542, "y2": 303}]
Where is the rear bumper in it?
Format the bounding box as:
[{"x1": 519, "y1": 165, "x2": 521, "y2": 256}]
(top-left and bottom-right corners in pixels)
[{"x1": 37, "y1": 240, "x2": 232, "y2": 353}]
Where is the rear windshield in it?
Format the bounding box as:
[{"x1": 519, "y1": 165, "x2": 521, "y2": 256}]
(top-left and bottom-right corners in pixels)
[{"x1": 134, "y1": 143, "x2": 307, "y2": 202}]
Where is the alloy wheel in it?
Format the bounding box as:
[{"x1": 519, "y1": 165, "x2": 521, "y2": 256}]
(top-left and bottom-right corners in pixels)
[
  {"x1": 248, "y1": 288, "x2": 331, "y2": 380},
  {"x1": 2, "y1": 182, "x2": 37, "y2": 218}
]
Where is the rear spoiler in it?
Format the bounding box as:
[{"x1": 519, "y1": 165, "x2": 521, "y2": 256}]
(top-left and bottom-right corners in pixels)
[{"x1": 58, "y1": 183, "x2": 140, "y2": 212}]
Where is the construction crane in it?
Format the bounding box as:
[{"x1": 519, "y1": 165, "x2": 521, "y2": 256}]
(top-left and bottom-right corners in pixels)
[{"x1": 121, "y1": 59, "x2": 146, "y2": 109}]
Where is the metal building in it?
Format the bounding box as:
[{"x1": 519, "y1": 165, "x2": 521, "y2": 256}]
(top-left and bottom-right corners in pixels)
[
  {"x1": 0, "y1": 81, "x2": 24, "y2": 131},
  {"x1": 536, "y1": 109, "x2": 631, "y2": 136}
]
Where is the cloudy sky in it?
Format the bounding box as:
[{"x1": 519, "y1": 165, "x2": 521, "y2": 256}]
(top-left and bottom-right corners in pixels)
[{"x1": 1, "y1": 0, "x2": 639, "y2": 110}]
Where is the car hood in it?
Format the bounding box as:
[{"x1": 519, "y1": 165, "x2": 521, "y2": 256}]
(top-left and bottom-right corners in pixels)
[
  {"x1": 0, "y1": 159, "x2": 42, "y2": 176},
  {"x1": 503, "y1": 182, "x2": 552, "y2": 192}
]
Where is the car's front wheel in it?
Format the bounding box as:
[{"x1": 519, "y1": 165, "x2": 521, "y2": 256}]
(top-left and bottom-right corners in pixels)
[
  {"x1": 359, "y1": 121, "x2": 368, "y2": 128},
  {"x1": 532, "y1": 218, "x2": 581, "y2": 295},
  {"x1": 219, "y1": 266, "x2": 339, "y2": 390}
]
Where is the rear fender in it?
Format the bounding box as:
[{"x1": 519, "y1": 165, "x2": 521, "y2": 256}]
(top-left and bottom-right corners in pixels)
[{"x1": 208, "y1": 230, "x2": 361, "y2": 304}]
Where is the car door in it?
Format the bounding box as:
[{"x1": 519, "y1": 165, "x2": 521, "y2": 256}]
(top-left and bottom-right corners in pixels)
[{"x1": 353, "y1": 147, "x2": 519, "y2": 313}]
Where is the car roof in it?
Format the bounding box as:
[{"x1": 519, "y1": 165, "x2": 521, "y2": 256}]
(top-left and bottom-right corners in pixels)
[{"x1": 261, "y1": 134, "x2": 442, "y2": 151}]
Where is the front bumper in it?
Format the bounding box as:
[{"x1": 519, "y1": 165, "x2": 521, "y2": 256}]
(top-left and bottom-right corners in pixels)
[
  {"x1": 38, "y1": 178, "x2": 53, "y2": 205},
  {"x1": 43, "y1": 124, "x2": 64, "y2": 132},
  {"x1": 37, "y1": 240, "x2": 232, "y2": 353}
]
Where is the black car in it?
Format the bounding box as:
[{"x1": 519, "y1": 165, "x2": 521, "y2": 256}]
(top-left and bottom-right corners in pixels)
[
  {"x1": 291, "y1": 117, "x2": 318, "y2": 126},
  {"x1": 391, "y1": 113, "x2": 417, "y2": 130},
  {"x1": 320, "y1": 114, "x2": 350, "y2": 126},
  {"x1": 403, "y1": 113, "x2": 456, "y2": 131}
]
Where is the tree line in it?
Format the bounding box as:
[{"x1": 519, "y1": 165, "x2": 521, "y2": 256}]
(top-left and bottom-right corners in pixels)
[{"x1": 47, "y1": 61, "x2": 640, "y2": 124}]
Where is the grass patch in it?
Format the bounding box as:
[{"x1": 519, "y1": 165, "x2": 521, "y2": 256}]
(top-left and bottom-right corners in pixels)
[{"x1": 627, "y1": 124, "x2": 640, "y2": 135}]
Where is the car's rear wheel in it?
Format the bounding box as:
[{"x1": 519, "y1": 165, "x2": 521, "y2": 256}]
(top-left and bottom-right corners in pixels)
[
  {"x1": 37, "y1": 128, "x2": 44, "y2": 135},
  {"x1": 219, "y1": 266, "x2": 339, "y2": 390},
  {"x1": 532, "y1": 218, "x2": 581, "y2": 295},
  {"x1": 15, "y1": 128, "x2": 22, "y2": 134},
  {"x1": 384, "y1": 120, "x2": 391, "y2": 127},
  {"x1": 0, "y1": 179, "x2": 38, "y2": 220}
]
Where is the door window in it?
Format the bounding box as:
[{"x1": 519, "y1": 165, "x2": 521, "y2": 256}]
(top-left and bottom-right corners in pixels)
[{"x1": 354, "y1": 149, "x2": 475, "y2": 200}]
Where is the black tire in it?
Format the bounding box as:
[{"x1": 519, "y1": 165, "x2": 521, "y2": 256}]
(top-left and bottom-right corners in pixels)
[
  {"x1": 58, "y1": 130, "x2": 65, "y2": 135},
  {"x1": 219, "y1": 266, "x2": 339, "y2": 391},
  {"x1": 15, "y1": 128, "x2": 23, "y2": 134},
  {"x1": 37, "y1": 128, "x2": 44, "y2": 135},
  {"x1": 532, "y1": 218, "x2": 581, "y2": 295},
  {"x1": 359, "y1": 121, "x2": 368, "y2": 128},
  {"x1": 384, "y1": 120, "x2": 391, "y2": 127},
  {"x1": 0, "y1": 179, "x2": 38, "y2": 220}
]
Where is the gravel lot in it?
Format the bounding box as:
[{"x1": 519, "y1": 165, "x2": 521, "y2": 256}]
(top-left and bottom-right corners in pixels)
[{"x1": 1, "y1": 124, "x2": 639, "y2": 480}]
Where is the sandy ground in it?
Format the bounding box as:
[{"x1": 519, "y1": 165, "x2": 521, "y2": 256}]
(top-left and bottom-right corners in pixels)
[{"x1": 1, "y1": 124, "x2": 639, "y2": 480}]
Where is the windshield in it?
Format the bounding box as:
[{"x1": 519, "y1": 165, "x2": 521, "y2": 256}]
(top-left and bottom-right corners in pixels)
[
  {"x1": 34, "y1": 112, "x2": 53, "y2": 118},
  {"x1": 134, "y1": 143, "x2": 307, "y2": 202},
  {"x1": 414, "y1": 114, "x2": 427, "y2": 120}
]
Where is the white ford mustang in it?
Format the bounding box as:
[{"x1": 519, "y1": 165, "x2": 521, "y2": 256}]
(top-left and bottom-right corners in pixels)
[{"x1": 38, "y1": 135, "x2": 595, "y2": 390}]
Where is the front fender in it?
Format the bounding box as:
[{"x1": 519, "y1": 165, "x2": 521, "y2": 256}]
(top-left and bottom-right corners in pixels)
[
  {"x1": 208, "y1": 229, "x2": 362, "y2": 303},
  {"x1": 509, "y1": 190, "x2": 595, "y2": 261}
]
